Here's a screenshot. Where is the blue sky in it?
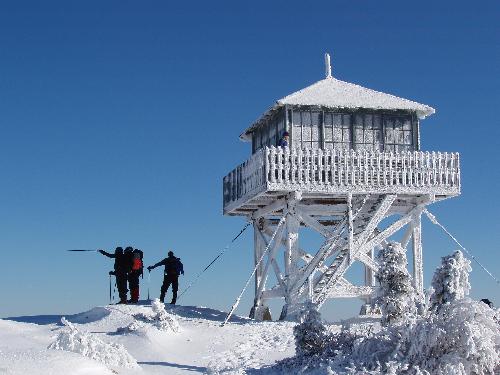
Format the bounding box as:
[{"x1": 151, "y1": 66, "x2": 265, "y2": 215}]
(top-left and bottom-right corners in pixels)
[{"x1": 1, "y1": 0, "x2": 499, "y2": 320}]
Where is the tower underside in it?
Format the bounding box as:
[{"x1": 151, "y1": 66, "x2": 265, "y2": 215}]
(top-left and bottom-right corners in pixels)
[{"x1": 223, "y1": 148, "x2": 460, "y2": 320}]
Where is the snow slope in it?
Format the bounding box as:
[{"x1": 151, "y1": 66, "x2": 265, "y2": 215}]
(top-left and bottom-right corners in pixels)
[{"x1": 1, "y1": 302, "x2": 297, "y2": 374}]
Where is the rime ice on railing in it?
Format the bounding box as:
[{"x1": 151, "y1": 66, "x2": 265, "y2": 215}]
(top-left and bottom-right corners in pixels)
[{"x1": 223, "y1": 147, "x2": 461, "y2": 213}]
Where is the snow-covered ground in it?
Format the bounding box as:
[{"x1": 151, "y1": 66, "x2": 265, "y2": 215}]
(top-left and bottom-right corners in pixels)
[{"x1": 1, "y1": 301, "x2": 299, "y2": 374}]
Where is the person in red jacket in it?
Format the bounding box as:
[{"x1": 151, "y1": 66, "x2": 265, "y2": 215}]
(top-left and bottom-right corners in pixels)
[{"x1": 127, "y1": 249, "x2": 144, "y2": 303}]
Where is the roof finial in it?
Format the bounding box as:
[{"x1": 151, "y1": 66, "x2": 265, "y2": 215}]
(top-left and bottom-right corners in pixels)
[{"x1": 325, "y1": 53, "x2": 332, "y2": 78}]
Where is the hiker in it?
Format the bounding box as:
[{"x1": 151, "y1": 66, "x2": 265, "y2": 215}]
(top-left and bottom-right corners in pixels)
[
  {"x1": 99, "y1": 247, "x2": 129, "y2": 304},
  {"x1": 278, "y1": 131, "x2": 289, "y2": 148},
  {"x1": 127, "y1": 249, "x2": 144, "y2": 303},
  {"x1": 147, "y1": 250, "x2": 184, "y2": 304}
]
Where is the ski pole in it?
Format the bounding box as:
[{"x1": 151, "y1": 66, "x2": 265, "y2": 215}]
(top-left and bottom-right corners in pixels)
[
  {"x1": 147, "y1": 270, "x2": 151, "y2": 302},
  {"x1": 109, "y1": 275, "x2": 111, "y2": 303},
  {"x1": 66, "y1": 249, "x2": 99, "y2": 252}
]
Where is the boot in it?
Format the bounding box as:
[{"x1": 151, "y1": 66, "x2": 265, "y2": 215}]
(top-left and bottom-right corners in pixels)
[
  {"x1": 129, "y1": 288, "x2": 139, "y2": 303},
  {"x1": 160, "y1": 292, "x2": 165, "y2": 303},
  {"x1": 170, "y1": 298, "x2": 176, "y2": 305}
]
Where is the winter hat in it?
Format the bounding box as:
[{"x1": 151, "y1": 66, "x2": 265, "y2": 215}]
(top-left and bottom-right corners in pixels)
[
  {"x1": 168, "y1": 250, "x2": 174, "y2": 257},
  {"x1": 283, "y1": 131, "x2": 289, "y2": 137}
]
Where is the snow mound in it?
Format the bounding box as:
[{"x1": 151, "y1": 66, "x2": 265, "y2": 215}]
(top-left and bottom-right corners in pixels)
[
  {"x1": 48, "y1": 317, "x2": 139, "y2": 369},
  {"x1": 69, "y1": 306, "x2": 111, "y2": 324},
  {"x1": 118, "y1": 299, "x2": 180, "y2": 334}
]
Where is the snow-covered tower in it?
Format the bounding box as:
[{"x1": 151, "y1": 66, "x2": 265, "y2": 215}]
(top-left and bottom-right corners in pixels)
[{"x1": 223, "y1": 54, "x2": 460, "y2": 320}]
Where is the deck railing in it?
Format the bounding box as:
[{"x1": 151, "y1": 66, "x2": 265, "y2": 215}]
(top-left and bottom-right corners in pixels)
[{"x1": 223, "y1": 147, "x2": 461, "y2": 213}]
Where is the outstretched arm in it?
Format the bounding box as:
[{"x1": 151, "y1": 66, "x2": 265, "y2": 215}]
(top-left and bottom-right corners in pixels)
[
  {"x1": 99, "y1": 249, "x2": 115, "y2": 258},
  {"x1": 147, "y1": 259, "x2": 166, "y2": 271}
]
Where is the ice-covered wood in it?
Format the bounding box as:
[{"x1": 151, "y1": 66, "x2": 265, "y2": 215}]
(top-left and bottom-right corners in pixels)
[{"x1": 223, "y1": 147, "x2": 460, "y2": 215}]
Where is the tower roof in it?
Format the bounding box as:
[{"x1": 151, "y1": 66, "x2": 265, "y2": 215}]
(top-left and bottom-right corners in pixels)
[{"x1": 241, "y1": 65, "x2": 435, "y2": 140}]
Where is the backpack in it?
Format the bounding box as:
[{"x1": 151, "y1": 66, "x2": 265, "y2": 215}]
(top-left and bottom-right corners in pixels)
[
  {"x1": 132, "y1": 250, "x2": 144, "y2": 275},
  {"x1": 175, "y1": 258, "x2": 184, "y2": 275}
]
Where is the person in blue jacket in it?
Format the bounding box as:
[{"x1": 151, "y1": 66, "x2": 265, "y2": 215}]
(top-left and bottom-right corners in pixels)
[
  {"x1": 278, "y1": 131, "x2": 289, "y2": 148},
  {"x1": 147, "y1": 250, "x2": 184, "y2": 304}
]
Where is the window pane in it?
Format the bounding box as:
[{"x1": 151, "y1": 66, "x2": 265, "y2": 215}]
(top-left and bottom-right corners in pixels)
[
  {"x1": 342, "y1": 114, "x2": 351, "y2": 126},
  {"x1": 332, "y1": 114, "x2": 342, "y2": 126},
  {"x1": 333, "y1": 127, "x2": 342, "y2": 142},
  {"x1": 325, "y1": 142, "x2": 334, "y2": 150},
  {"x1": 364, "y1": 114, "x2": 373, "y2": 129},
  {"x1": 342, "y1": 128, "x2": 351, "y2": 143},
  {"x1": 269, "y1": 122, "x2": 276, "y2": 139},
  {"x1": 312, "y1": 122, "x2": 320, "y2": 141},
  {"x1": 302, "y1": 124, "x2": 312, "y2": 141},
  {"x1": 324, "y1": 113, "x2": 333, "y2": 126},
  {"x1": 311, "y1": 112, "x2": 321, "y2": 126},
  {"x1": 292, "y1": 111, "x2": 301, "y2": 126},
  {"x1": 403, "y1": 118, "x2": 412, "y2": 130},
  {"x1": 293, "y1": 124, "x2": 301, "y2": 143},
  {"x1": 354, "y1": 124, "x2": 363, "y2": 144},
  {"x1": 325, "y1": 125, "x2": 333, "y2": 141},
  {"x1": 385, "y1": 127, "x2": 394, "y2": 143},
  {"x1": 404, "y1": 131, "x2": 412, "y2": 145},
  {"x1": 365, "y1": 129, "x2": 374, "y2": 143},
  {"x1": 302, "y1": 111, "x2": 312, "y2": 126}
]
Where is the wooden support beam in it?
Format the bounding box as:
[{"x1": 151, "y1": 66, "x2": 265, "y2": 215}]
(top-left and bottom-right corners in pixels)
[
  {"x1": 364, "y1": 247, "x2": 376, "y2": 287},
  {"x1": 412, "y1": 213, "x2": 424, "y2": 295},
  {"x1": 252, "y1": 198, "x2": 287, "y2": 220},
  {"x1": 358, "y1": 204, "x2": 425, "y2": 255},
  {"x1": 296, "y1": 208, "x2": 332, "y2": 238},
  {"x1": 354, "y1": 195, "x2": 397, "y2": 249},
  {"x1": 401, "y1": 221, "x2": 415, "y2": 249},
  {"x1": 253, "y1": 221, "x2": 265, "y2": 300},
  {"x1": 257, "y1": 227, "x2": 287, "y2": 292},
  {"x1": 289, "y1": 216, "x2": 347, "y2": 295},
  {"x1": 347, "y1": 193, "x2": 354, "y2": 264},
  {"x1": 255, "y1": 221, "x2": 286, "y2": 302},
  {"x1": 356, "y1": 251, "x2": 379, "y2": 272}
]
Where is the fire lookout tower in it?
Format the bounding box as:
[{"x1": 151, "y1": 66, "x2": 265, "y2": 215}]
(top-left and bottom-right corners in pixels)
[{"x1": 223, "y1": 54, "x2": 460, "y2": 320}]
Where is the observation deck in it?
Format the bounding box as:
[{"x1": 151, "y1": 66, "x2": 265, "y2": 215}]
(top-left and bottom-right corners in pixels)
[{"x1": 223, "y1": 147, "x2": 460, "y2": 216}]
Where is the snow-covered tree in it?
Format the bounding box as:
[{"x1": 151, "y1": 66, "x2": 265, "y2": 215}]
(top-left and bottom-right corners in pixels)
[
  {"x1": 429, "y1": 250, "x2": 471, "y2": 311},
  {"x1": 375, "y1": 242, "x2": 417, "y2": 325},
  {"x1": 294, "y1": 303, "x2": 329, "y2": 357},
  {"x1": 407, "y1": 297, "x2": 500, "y2": 374}
]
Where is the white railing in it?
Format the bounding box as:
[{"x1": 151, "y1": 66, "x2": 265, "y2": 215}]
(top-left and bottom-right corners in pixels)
[
  {"x1": 223, "y1": 148, "x2": 267, "y2": 209},
  {"x1": 223, "y1": 147, "x2": 461, "y2": 213}
]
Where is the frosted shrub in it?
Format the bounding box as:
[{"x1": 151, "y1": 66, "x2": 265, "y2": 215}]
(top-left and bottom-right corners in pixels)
[
  {"x1": 407, "y1": 298, "x2": 500, "y2": 374},
  {"x1": 294, "y1": 303, "x2": 329, "y2": 357},
  {"x1": 133, "y1": 299, "x2": 180, "y2": 332},
  {"x1": 273, "y1": 251, "x2": 499, "y2": 374},
  {"x1": 430, "y1": 250, "x2": 471, "y2": 311},
  {"x1": 49, "y1": 317, "x2": 138, "y2": 368},
  {"x1": 375, "y1": 242, "x2": 417, "y2": 325}
]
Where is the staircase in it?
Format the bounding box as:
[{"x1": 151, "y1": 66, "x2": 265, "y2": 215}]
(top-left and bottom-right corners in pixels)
[{"x1": 312, "y1": 194, "x2": 389, "y2": 307}]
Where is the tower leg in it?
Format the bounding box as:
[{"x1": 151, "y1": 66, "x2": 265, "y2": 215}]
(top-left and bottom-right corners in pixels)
[
  {"x1": 250, "y1": 219, "x2": 272, "y2": 321},
  {"x1": 412, "y1": 213, "x2": 424, "y2": 296},
  {"x1": 280, "y1": 193, "x2": 302, "y2": 320}
]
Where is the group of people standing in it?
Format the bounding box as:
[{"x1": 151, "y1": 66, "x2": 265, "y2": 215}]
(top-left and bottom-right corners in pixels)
[{"x1": 99, "y1": 247, "x2": 184, "y2": 305}]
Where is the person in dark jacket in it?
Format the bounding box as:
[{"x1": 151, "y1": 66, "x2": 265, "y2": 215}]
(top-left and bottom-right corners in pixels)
[
  {"x1": 127, "y1": 249, "x2": 143, "y2": 303},
  {"x1": 99, "y1": 247, "x2": 128, "y2": 304},
  {"x1": 278, "y1": 131, "x2": 289, "y2": 148},
  {"x1": 147, "y1": 250, "x2": 184, "y2": 304}
]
